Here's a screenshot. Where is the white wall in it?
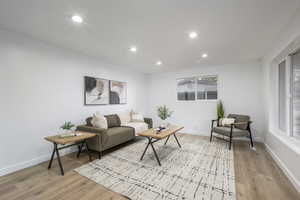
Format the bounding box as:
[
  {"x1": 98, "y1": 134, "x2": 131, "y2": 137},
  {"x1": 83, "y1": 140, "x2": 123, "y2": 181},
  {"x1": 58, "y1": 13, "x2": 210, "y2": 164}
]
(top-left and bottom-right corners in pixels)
[
  {"x1": 0, "y1": 29, "x2": 147, "y2": 176},
  {"x1": 146, "y1": 62, "x2": 264, "y2": 141},
  {"x1": 262, "y1": 11, "x2": 300, "y2": 192}
]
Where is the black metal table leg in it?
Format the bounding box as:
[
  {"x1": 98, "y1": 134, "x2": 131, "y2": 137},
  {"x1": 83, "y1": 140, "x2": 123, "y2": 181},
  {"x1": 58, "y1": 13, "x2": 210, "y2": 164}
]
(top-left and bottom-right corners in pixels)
[
  {"x1": 84, "y1": 140, "x2": 92, "y2": 162},
  {"x1": 150, "y1": 142, "x2": 161, "y2": 166},
  {"x1": 48, "y1": 144, "x2": 56, "y2": 169},
  {"x1": 54, "y1": 143, "x2": 64, "y2": 176},
  {"x1": 173, "y1": 133, "x2": 182, "y2": 148},
  {"x1": 77, "y1": 142, "x2": 83, "y2": 158},
  {"x1": 140, "y1": 138, "x2": 151, "y2": 161},
  {"x1": 164, "y1": 135, "x2": 170, "y2": 145}
]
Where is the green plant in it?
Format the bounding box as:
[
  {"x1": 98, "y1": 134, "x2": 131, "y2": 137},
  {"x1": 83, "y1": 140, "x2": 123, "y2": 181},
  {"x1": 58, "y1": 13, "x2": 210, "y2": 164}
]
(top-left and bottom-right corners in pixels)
[
  {"x1": 157, "y1": 105, "x2": 173, "y2": 120},
  {"x1": 217, "y1": 100, "x2": 225, "y2": 119},
  {"x1": 60, "y1": 121, "x2": 75, "y2": 130}
]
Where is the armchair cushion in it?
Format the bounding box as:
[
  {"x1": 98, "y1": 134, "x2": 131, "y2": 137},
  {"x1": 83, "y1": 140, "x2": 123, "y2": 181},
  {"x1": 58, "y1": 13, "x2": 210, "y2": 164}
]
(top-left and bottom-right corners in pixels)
[
  {"x1": 227, "y1": 114, "x2": 250, "y2": 130},
  {"x1": 212, "y1": 126, "x2": 249, "y2": 137}
]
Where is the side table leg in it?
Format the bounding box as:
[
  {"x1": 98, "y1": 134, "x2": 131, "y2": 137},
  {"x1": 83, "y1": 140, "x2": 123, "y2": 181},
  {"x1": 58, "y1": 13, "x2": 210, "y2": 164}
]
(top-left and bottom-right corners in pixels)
[
  {"x1": 150, "y1": 142, "x2": 161, "y2": 166},
  {"x1": 48, "y1": 144, "x2": 56, "y2": 169},
  {"x1": 54, "y1": 143, "x2": 64, "y2": 176},
  {"x1": 77, "y1": 143, "x2": 83, "y2": 158},
  {"x1": 140, "y1": 137, "x2": 151, "y2": 161},
  {"x1": 84, "y1": 140, "x2": 92, "y2": 162},
  {"x1": 173, "y1": 133, "x2": 181, "y2": 148},
  {"x1": 164, "y1": 135, "x2": 170, "y2": 145}
]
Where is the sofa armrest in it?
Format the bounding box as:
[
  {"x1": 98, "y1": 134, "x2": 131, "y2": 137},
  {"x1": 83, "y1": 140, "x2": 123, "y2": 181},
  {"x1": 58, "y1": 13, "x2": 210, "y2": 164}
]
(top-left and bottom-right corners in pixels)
[
  {"x1": 144, "y1": 118, "x2": 153, "y2": 129},
  {"x1": 76, "y1": 125, "x2": 106, "y2": 134}
]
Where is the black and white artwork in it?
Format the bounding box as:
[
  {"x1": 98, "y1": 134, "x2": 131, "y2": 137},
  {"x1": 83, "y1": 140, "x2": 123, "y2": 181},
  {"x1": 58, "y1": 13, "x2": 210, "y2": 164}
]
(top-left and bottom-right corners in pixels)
[
  {"x1": 177, "y1": 78, "x2": 196, "y2": 101},
  {"x1": 84, "y1": 76, "x2": 109, "y2": 105},
  {"x1": 109, "y1": 80, "x2": 127, "y2": 104}
]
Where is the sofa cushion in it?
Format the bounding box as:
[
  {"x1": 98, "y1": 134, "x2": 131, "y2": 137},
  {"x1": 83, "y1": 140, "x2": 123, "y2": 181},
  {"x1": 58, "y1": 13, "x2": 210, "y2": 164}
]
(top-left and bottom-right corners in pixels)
[
  {"x1": 118, "y1": 112, "x2": 131, "y2": 125},
  {"x1": 105, "y1": 114, "x2": 121, "y2": 128},
  {"x1": 124, "y1": 122, "x2": 148, "y2": 135},
  {"x1": 131, "y1": 113, "x2": 144, "y2": 122},
  {"x1": 103, "y1": 127, "x2": 134, "y2": 150},
  {"x1": 86, "y1": 117, "x2": 93, "y2": 126}
]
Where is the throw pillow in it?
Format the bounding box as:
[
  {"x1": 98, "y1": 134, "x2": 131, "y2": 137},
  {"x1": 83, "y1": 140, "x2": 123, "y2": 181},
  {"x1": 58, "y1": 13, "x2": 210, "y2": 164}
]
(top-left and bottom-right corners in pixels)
[
  {"x1": 131, "y1": 113, "x2": 144, "y2": 122},
  {"x1": 118, "y1": 112, "x2": 131, "y2": 125},
  {"x1": 91, "y1": 112, "x2": 108, "y2": 129},
  {"x1": 220, "y1": 118, "x2": 235, "y2": 126},
  {"x1": 105, "y1": 114, "x2": 121, "y2": 128}
]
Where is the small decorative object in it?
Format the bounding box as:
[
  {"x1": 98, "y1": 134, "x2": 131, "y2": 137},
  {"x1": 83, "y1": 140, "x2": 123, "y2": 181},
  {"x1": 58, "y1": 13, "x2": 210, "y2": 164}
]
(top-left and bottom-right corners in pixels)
[
  {"x1": 109, "y1": 80, "x2": 127, "y2": 104},
  {"x1": 217, "y1": 100, "x2": 225, "y2": 125},
  {"x1": 60, "y1": 121, "x2": 75, "y2": 133},
  {"x1": 157, "y1": 105, "x2": 173, "y2": 128},
  {"x1": 84, "y1": 76, "x2": 109, "y2": 105}
]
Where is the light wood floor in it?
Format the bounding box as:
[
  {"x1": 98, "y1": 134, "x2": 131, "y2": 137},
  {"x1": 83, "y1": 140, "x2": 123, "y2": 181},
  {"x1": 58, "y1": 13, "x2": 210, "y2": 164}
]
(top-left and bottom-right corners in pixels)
[{"x1": 0, "y1": 135, "x2": 299, "y2": 200}]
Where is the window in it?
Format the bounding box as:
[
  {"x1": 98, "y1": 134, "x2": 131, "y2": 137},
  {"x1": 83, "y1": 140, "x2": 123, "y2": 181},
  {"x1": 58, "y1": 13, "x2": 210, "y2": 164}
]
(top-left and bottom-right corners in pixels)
[
  {"x1": 274, "y1": 49, "x2": 300, "y2": 140},
  {"x1": 292, "y1": 50, "x2": 300, "y2": 138},
  {"x1": 278, "y1": 60, "x2": 286, "y2": 131},
  {"x1": 177, "y1": 75, "x2": 218, "y2": 101}
]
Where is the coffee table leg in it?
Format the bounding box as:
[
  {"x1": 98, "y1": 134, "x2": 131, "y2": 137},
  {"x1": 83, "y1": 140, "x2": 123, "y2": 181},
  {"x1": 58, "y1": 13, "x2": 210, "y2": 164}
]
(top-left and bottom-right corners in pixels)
[
  {"x1": 77, "y1": 143, "x2": 83, "y2": 158},
  {"x1": 48, "y1": 143, "x2": 56, "y2": 169},
  {"x1": 150, "y1": 142, "x2": 161, "y2": 166},
  {"x1": 140, "y1": 138, "x2": 151, "y2": 161},
  {"x1": 173, "y1": 133, "x2": 181, "y2": 148},
  {"x1": 84, "y1": 140, "x2": 92, "y2": 162},
  {"x1": 164, "y1": 135, "x2": 170, "y2": 145},
  {"x1": 54, "y1": 143, "x2": 64, "y2": 176}
]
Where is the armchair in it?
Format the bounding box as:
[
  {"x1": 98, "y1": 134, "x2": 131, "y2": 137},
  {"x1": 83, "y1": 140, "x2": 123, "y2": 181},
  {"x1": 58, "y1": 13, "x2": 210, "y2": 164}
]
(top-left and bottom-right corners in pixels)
[{"x1": 210, "y1": 114, "x2": 254, "y2": 150}]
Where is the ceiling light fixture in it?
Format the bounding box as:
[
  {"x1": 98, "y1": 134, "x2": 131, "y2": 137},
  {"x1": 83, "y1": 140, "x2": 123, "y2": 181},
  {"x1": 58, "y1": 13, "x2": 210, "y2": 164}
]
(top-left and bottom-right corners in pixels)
[
  {"x1": 72, "y1": 15, "x2": 83, "y2": 23},
  {"x1": 202, "y1": 53, "x2": 208, "y2": 58},
  {"x1": 156, "y1": 61, "x2": 162, "y2": 66},
  {"x1": 129, "y1": 46, "x2": 137, "y2": 52},
  {"x1": 189, "y1": 32, "x2": 198, "y2": 39}
]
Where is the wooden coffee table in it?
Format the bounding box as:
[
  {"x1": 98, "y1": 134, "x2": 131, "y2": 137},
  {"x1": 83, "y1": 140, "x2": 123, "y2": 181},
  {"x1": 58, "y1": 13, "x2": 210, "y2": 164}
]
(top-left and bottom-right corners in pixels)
[
  {"x1": 138, "y1": 125, "x2": 184, "y2": 166},
  {"x1": 45, "y1": 131, "x2": 96, "y2": 175}
]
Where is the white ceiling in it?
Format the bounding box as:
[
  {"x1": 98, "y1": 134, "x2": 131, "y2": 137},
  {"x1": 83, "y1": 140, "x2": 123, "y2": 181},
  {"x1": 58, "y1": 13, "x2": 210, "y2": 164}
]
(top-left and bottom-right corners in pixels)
[{"x1": 0, "y1": 0, "x2": 300, "y2": 73}]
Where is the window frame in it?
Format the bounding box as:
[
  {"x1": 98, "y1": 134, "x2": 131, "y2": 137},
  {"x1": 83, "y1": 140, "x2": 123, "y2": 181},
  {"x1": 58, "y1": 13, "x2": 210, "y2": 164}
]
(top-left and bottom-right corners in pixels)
[{"x1": 176, "y1": 75, "x2": 218, "y2": 102}]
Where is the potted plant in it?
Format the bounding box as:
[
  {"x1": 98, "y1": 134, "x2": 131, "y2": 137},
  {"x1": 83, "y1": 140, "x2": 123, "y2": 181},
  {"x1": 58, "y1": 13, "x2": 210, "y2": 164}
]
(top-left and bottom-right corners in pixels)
[
  {"x1": 60, "y1": 121, "x2": 75, "y2": 133},
  {"x1": 157, "y1": 105, "x2": 173, "y2": 128},
  {"x1": 217, "y1": 100, "x2": 225, "y2": 125}
]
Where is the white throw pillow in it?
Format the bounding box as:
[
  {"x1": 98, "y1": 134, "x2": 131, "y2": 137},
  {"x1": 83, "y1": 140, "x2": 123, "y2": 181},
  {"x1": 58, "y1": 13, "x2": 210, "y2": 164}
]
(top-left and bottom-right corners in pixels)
[
  {"x1": 91, "y1": 112, "x2": 108, "y2": 129},
  {"x1": 220, "y1": 118, "x2": 235, "y2": 126},
  {"x1": 118, "y1": 112, "x2": 131, "y2": 125},
  {"x1": 131, "y1": 113, "x2": 144, "y2": 122}
]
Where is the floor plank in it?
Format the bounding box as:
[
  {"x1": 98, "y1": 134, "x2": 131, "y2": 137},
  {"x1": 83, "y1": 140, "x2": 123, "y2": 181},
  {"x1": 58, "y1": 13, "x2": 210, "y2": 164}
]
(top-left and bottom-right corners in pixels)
[{"x1": 0, "y1": 135, "x2": 299, "y2": 200}]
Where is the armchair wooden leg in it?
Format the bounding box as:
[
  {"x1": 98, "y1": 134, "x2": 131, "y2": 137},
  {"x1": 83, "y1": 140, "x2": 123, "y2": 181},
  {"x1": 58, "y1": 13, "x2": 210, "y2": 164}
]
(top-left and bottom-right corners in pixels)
[
  {"x1": 248, "y1": 127, "x2": 254, "y2": 148},
  {"x1": 210, "y1": 120, "x2": 214, "y2": 142},
  {"x1": 229, "y1": 127, "x2": 233, "y2": 150}
]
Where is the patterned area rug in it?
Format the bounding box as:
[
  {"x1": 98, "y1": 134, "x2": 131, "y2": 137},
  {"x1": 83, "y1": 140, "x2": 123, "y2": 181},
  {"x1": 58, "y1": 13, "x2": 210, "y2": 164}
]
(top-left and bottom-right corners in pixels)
[{"x1": 75, "y1": 135, "x2": 236, "y2": 200}]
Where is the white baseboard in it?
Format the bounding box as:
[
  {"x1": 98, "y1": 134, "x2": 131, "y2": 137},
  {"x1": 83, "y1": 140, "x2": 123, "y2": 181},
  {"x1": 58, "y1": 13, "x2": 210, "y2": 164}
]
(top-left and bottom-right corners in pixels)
[
  {"x1": 0, "y1": 147, "x2": 77, "y2": 177},
  {"x1": 265, "y1": 144, "x2": 300, "y2": 193}
]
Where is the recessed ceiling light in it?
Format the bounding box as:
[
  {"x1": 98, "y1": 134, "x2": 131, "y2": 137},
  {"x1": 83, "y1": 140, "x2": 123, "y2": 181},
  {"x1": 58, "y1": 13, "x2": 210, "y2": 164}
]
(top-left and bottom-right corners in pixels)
[
  {"x1": 156, "y1": 61, "x2": 162, "y2": 66},
  {"x1": 72, "y1": 15, "x2": 83, "y2": 23},
  {"x1": 202, "y1": 53, "x2": 208, "y2": 58},
  {"x1": 189, "y1": 32, "x2": 198, "y2": 39},
  {"x1": 129, "y1": 46, "x2": 137, "y2": 52}
]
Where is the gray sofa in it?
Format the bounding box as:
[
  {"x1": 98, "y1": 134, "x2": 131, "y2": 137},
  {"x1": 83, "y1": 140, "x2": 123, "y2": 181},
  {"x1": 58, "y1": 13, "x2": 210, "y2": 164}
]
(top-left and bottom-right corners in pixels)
[{"x1": 76, "y1": 114, "x2": 153, "y2": 158}]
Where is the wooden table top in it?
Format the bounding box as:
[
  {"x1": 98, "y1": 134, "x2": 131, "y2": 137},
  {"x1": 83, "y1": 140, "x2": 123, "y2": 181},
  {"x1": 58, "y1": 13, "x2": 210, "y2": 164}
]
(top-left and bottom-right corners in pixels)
[
  {"x1": 45, "y1": 131, "x2": 96, "y2": 145},
  {"x1": 138, "y1": 125, "x2": 184, "y2": 139}
]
